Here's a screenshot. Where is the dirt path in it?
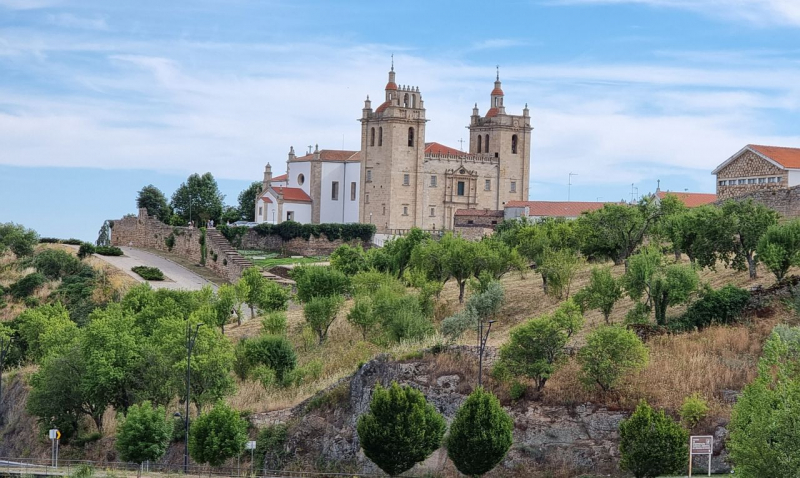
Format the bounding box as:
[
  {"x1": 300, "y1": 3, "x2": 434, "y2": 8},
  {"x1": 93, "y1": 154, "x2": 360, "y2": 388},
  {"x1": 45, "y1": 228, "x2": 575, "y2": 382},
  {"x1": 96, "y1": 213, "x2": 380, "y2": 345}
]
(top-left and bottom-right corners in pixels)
[{"x1": 92, "y1": 247, "x2": 217, "y2": 291}]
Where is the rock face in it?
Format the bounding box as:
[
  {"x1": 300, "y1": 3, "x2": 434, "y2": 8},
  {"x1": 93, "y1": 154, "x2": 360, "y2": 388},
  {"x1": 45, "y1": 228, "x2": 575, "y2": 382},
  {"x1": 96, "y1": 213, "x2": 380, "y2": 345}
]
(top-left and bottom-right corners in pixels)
[{"x1": 255, "y1": 354, "x2": 636, "y2": 475}]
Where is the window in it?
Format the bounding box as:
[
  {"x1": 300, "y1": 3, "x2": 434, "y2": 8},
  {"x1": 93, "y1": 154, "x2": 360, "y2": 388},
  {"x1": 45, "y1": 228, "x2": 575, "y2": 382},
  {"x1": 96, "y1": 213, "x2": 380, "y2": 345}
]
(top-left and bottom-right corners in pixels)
[
  {"x1": 758, "y1": 177, "x2": 766, "y2": 184},
  {"x1": 485, "y1": 179, "x2": 491, "y2": 191},
  {"x1": 477, "y1": 135, "x2": 482, "y2": 152},
  {"x1": 510, "y1": 181, "x2": 517, "y2": 193},
  {"x1": 748, "y1": 178, "x2": 756, "y2": 184},
  {"x1": 512, "y1": 134, "x2": 518, "y2": 154},
  {"x1": 430, "y1": 175, "x2": 437, "y2": 187},
  {"x1": 768, "y1": 177, "x2": 776, "y2": 183},
  {"x1": 738, "y1": 179, "x2": 746, "y2": 185},
  {"x1": 457, "y1": 181, "x2": 465, "y2": 196},
  {"x1": 777, "y1": 176, "x2": 784, "y2": 183},
  {"x1": 485, "y1": 134, "x2": 489, "y2": 153},
  {"x1": 383, "y1": 205, "x2": 386, "y2": 215},
  {"x1": 297, "y1": 174, "x2": 305, "y2": 186},
  {"x1": 467, "y1": 220, "x2": 474, "y2": 225},
  {"x1": 378, "y1": 127, "x2": 383, "y2": 146},
  {"x1": 403, "y1": 93, "x2": 409, "y2": 108},
  {"x1": 366, "y1": 170, "x2": 372, "y2": 182},
  {"x1": 403, "y1": 206, "x2": 409, "y2": 216},
  {"x1": 403, "y1": 174, "x2": 410, "y2": 186},
  {"x1": 430, "y1": 207, "x2": 435, "y2": 217},
  {"x1": 370, "y1": 127, "x2": 375, "y2": 146},
  {"x1": 350, "y1": 182, "x2": 356, "y2": 201},
  {"x1": 718, "y1": 180, "x2": 725, "y2": 186},
  {"x1": 365, "y1": 193, "x2": 370, "y2": 204},
  {"x1": 331, "y1": 181, "x2": 339, "y2": 200},
  {"x1": 408, "y1": 127, "x2": 415, "y2": 147},
  {"x1": 286, "y1": 211, "x2": 294, "y2": 221},
  {"x1": 259, "y1": 206, "x2": 263, "y2": 216}
]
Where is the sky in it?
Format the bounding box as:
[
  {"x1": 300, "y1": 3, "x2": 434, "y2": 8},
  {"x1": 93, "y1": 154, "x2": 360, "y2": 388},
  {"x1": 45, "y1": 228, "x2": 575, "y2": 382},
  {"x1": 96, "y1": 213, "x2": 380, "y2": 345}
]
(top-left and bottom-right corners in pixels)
[{"x1": 1, "y1": 0, "x2": 800, "y2": 241}]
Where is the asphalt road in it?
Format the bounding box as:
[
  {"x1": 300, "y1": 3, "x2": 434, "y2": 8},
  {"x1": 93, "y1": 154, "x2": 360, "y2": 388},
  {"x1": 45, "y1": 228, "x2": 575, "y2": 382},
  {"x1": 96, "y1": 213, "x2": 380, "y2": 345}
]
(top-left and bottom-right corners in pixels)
[{"x1": 93, "y1": 247, "x2": 217, "y2": 291}]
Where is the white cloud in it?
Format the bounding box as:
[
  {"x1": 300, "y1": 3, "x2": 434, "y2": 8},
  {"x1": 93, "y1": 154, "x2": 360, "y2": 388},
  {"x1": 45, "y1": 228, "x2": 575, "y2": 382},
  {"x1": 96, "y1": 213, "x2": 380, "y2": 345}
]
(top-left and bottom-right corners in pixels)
[
  {"x1": 551, "y1": 0, "x2": 800, "y2": 26},
  {"x1": 47, "y1": 13, "x2": 108, "y2": 31}
]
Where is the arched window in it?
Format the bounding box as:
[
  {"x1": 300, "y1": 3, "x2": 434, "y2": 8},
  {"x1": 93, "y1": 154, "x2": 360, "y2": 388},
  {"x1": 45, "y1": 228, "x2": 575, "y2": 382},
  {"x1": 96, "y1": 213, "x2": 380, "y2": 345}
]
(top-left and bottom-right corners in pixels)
[
  {"x1": 408, "y1": 127, "x2": 415, "y2": 147},
  {"x1": 411, "y1": 95, "x2": 416, "y2": 108},
  {"x1": 494, "y1": 97, "x2": 499, "y2": 107},
  {"x1": 404, "y1": 93, "x2": 409, "y2": 108},
  {"x1": 477, "y1": 135, "x2": 482, "y2": 153},
  {"x1": 370, "y1": 127, "x2": 375, "y2": 146},
  {"x1": 511, "y1": 134, "x2": 518, "y2": 154},
  {"x1": 378, "y1": 127, "x2": 383, "y2": 146},
  {"x1": 485, "y1": 134, "x2": 489, "y2": 153}
]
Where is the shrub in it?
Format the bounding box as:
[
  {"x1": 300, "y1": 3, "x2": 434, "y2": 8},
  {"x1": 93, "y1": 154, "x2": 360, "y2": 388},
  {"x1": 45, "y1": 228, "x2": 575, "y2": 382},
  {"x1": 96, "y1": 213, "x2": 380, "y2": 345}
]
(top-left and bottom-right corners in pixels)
[
  {"x1": 189, "y1": 402, "x2": 248, "y2": 467},
  {"x1": 346, "y1": 295, "x2": 380, "y2": 340},
  {"x1": 235, "y1": 335, "x2": 297, "y2": 382},
  {"x1": 0, "y1": 223, "x2": 39, "y2": 257},
  {"x1": 254, "y1": 424, "x2": 288, "y2": 470},
  {"x1": 10, "y1": 273, "x2": 46, "y2": 299},
  {"x1": 34, "y1": 249, "x2": 82, "y2": 279},
  {"x1": 679, "y1": 393, "x2": 709, "y2": 428},
  {"x1": 756, "y1": 220, "x2": 800, "y2": 282},
  {"x1": 577, "y1": 325, "x2": 649, "y2": 392},
  {"x1": 95, "y1": 245, "x2": 123, "y2": 256},
  {"x1": 383, "y1": 307, "x2": 433, "y2": 342},
  {"x1": 131, "y1": 266, "x2": 165, "y2": 281},
  {"x1": 509, "y1": 381, "x2": 527, "y2": 401},
  {"x1": 261, "y1": 311, "x2": 287, "y2": 335},
  {"x1": 677, "y1": 284, "x2": 750, "y2": 331},
  {"x1": 217, "y1": 225, "x2": 248, "y2": 248},
  {"x1": 38, "y1": 237, "x2": 60, "y2": 244},
  {"x1": 77, "y1": 243, "x2": 96, "y2": 259},
  {"x1": 62, "y1": 238, "x2": 83, "y2": 246},
  {"x1": 447, "y1": 388, "x2": 513, "y2": 477},
  {"x1": 304, "y1": 294, "x2": 344, "y2": 344},
  {"x1": 330, "y1": 244, "x2": 368, "y2": 276},
  {"x1": 292, "y1": 265, "x2": 350, "y2": 302},
  {"x1": 252, "y1": 221, "x2": 375, "y2": 242},
  {"x1": 441, "y1": 308, "x2": 478, "y2": 343},
  {"x1": 356, "y1": 382, "x2": 445, "y2": 476},
  {"x1": 116, "y1": 401, "x2": 172, "y2": 465},
  {"x1": 619, "y1": 400, "x2": 688, "y2": 478},
  {"x1": 350, "y1": 270, "x2": 404, "y2": 296},
  {"x1": 164, "y1": 233, "x2": 176, "y2": 251}
]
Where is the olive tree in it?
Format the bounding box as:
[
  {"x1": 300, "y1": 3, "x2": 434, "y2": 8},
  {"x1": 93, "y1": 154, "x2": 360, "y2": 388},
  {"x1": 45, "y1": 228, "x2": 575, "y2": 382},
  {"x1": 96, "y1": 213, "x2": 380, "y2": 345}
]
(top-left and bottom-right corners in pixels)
[
  {"x1": 756, "y1": 220, "x2": 800, "y2": 283},
  {"x1": 578, "y1": 325, "x2": 649, "y2": 392},
  {"x1": 581, "y1": 266, "x2": 623, "y2": 324}
]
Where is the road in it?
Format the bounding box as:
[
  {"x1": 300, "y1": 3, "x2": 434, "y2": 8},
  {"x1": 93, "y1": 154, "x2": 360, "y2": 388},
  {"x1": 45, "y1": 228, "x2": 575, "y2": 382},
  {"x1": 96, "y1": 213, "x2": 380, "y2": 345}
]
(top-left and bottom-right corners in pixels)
[{"x1": 92, "y1": 247, "x2": 217, "y2": 291}]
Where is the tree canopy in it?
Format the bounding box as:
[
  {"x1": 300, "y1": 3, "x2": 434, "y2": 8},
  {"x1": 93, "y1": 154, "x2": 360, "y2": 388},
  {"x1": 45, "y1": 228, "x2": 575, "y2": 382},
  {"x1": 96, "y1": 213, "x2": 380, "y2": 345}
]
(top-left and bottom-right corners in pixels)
[
  {"x1": 170, "y1": 172, "x2": 225, "y2": 225},
  {"x1": 237, "y1": 181, "x2": 263, "y2": 222},
  {"x1": 136, "y1": 185, "x2": 171, "y2": 223}
]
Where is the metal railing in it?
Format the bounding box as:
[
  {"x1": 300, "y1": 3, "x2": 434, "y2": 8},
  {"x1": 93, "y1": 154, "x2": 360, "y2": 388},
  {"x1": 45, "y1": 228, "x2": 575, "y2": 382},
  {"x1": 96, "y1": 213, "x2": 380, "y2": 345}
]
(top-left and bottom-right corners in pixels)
[{"x1": 0, "y1": 458, "x2": 384, "y2": 478}]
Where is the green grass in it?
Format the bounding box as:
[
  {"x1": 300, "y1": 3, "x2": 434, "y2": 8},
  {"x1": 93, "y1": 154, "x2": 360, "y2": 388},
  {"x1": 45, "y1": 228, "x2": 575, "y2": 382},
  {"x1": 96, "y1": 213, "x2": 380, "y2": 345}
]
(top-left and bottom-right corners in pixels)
[{"x1": 238, "y1": 250, "x2": 328, "y2": 269}]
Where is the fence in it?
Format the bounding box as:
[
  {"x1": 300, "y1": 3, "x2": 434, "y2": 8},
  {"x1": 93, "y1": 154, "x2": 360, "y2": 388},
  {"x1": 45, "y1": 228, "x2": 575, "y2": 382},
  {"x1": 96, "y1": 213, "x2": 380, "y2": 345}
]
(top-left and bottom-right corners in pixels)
[{"x1": 0, "y1": 458, "x2": 384, "y2": 478}]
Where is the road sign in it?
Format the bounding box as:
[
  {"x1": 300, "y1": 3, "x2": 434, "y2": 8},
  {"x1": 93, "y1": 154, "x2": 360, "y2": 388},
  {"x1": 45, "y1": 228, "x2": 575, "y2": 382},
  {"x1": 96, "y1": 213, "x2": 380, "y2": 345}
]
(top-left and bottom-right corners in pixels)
[
  {"x1": 245, "y1": 440, "x2": 256, "y2": 450},
  {"x1": 49, "y1": 429, "x2": 58, "y2": 440},
  {"x1": 689, "y1": 435, "x2": 713, "y2": 477}
]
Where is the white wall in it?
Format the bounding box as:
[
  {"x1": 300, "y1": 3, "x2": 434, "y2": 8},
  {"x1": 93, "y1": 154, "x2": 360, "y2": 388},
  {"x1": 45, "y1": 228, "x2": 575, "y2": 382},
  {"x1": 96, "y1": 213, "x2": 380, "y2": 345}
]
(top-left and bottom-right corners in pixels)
[
  {"x1": 320, "y1": 162, "x2": 361, "y2": 223},
  {"x1": 255, "y1": 191, "x2": 279, "y2": 224},
  {"x1": 789, "y1": 170, "x2": 800, "y2": 187},
  {"x1": 283, "y1": 202, "x2": 312, "y2": 224},
  {"x1": 286, "y1": 161, "x2": 311, "y2": 196}
]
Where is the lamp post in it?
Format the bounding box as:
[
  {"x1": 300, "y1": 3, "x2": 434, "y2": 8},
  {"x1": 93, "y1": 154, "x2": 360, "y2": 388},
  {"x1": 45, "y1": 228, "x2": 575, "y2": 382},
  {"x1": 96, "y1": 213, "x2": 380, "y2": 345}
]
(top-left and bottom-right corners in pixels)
[
  {"x1": 0, "y1": 336, "x2": 12, "y2": 425},
  {"x1": 477, "y1": 320, "x2": 495, "y2": 387},
  {"x1": 183, "y1": 322, "x2": 202, "y2": 474}
]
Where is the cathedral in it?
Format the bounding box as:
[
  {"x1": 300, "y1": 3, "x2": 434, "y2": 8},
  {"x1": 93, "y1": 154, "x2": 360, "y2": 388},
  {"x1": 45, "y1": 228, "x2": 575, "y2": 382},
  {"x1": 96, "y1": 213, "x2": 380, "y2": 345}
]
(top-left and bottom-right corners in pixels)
[{"x1": 255, "y1": 66, "x2": 532, "y2": 234}]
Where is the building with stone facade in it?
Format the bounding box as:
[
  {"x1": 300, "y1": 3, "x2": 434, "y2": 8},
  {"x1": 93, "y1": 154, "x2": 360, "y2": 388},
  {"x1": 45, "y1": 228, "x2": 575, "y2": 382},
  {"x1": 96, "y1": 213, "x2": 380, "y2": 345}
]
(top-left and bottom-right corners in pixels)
[
  {"x1": 255, "y1": 66, "x2": 531, "y2": 233},
  {"x1": 712, "y1": 144, "x2": 800, "y2": 200}
]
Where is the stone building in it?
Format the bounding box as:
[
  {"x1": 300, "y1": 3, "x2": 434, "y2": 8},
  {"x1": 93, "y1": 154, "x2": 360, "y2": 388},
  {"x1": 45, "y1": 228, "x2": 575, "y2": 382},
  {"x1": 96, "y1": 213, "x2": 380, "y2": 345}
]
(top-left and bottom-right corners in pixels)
[
  {"x1": 453, "y1": 209, "x2": 504, "y2": 240},
  {"x1": 712, "y1": 144, "x2": 800, "y2": 200},
  {"x1": 504, "y1": 200, "x2": 608, "y2": 220},
  {"x1": 255, "y1": 65, "x2": 532, "y2": 232}
]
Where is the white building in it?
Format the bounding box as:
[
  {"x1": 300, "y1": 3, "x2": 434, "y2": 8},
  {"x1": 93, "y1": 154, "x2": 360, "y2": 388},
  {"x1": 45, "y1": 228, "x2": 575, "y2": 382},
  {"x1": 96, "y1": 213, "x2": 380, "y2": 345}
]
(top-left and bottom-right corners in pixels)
[{"x1": 255, "y1": 145, "x2": 361, "y2": 225}]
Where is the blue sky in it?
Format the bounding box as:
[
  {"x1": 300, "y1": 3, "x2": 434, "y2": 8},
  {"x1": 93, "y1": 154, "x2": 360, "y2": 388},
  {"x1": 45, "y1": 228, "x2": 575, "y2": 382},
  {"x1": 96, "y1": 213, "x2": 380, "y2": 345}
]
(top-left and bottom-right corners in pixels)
[{"x1": 1, "y1": 0, "x2": 800, "y2": 240}]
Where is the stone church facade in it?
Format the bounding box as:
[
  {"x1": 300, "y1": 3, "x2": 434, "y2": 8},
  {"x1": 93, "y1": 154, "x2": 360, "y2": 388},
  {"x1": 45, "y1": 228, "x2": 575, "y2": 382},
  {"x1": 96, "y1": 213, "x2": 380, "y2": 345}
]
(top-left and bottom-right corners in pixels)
[{"x1": 256, "y1": 67, "x2": 532, "y2": 233}]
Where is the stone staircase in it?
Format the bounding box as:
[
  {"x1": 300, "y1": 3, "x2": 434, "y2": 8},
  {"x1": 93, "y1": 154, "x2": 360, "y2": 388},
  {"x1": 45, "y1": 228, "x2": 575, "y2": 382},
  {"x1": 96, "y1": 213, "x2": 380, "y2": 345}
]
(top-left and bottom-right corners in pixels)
[{"x1": 205, "y1": 229, "x2": 294, "y2": 286}]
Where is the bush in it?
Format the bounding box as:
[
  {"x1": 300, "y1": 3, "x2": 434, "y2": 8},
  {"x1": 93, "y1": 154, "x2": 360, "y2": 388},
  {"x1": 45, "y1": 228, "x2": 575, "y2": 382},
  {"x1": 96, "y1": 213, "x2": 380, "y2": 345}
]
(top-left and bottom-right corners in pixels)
[
  {"x1": 577, "y1": 325, "x2": 649, "y2": 392},
  {"x1": 10, "y1": 273, "x2": 46, "y2": 299},
  {"x1": 38, "y1": 237, "x2": 60, "y2": 244},
  {"x1": 447, "y1": 388, "x2": 513, "y2": 477},
  {"x1": 292, "y1": 265, "x2": 350, "y2": 302},
  {"x1": 34, "y1": 249, "x2": 82, "y2": 279},
  {"x1": 0, "y1": 223, "x2": 39, "y2": 257},
  {"x1": 261, "y1": 311, "x2": 287, "y2": 336},
  {"x1": 619, "y1": 400, "x2": 688, "y2": 478},
  {"x1": 253, "y1": 221, "x2": 375, "y2": 242},
  {"x1": 254, "y1": 424, "x2": 288, "y2": 470},
  {"x1": 346, "y1": 295, "x2": 379, "y2": 340},
  {"x1": 189, "y1": 402, "x2": 248, "y2": 467},
  {"x1": 77, "y1": 243, "x2": 96, "y2": 259},
  {"x1": 246, "y1": 335, "x2": 297, "y2": 382},
  {"x1": 676, "y1": 284, "x2": 750, "y2": 331},
  {"x1": 330, "y1": 244, "x2": 368, "y2": 276},
  {"x1": 131, "y1": 266, "x2": 165, "y2": 281},
  {"x1": 304, "y1": 295, "x2": 344, "y2": 344},
  {"x1": 679, "y1": 393, "x2": 709, "y2": 428},
  {"x1": 356, "y1": 382, "x2": 445, "y2": 476},
  {"x1": 509, "y1": 381, "x2": 527, "y2": 401},
  {"x1": 164, "y1": 233, "x2": 176, "y2": 251},
  {"x1": 756, "y1": 219, "x2": 800, "y2": 282},
  {"x1": 95, "y1": 245, "x2": 123, "y2": 256},
  {"x1": 217, "y1": 225, "x2": 248, "y2": 248},
  {"x1": 498, "y1": 314, "x2": 572, "y2": 391},
  {"x1": 62, "y1": 238, "x2": 83, "y2": 246},
  {"x1": 116, "y1": 401, "x2": 172, "y2": 465}
]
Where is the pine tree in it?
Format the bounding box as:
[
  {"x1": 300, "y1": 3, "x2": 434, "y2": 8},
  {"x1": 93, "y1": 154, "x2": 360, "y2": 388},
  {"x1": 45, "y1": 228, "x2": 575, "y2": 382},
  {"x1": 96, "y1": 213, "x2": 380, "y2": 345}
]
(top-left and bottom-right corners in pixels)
[
  {"x1": 619, "y1": 400, "x2": 687, "y2": 478},
  {"x1": 447, "y1": 388, "x2": 513, "y2": 476}
]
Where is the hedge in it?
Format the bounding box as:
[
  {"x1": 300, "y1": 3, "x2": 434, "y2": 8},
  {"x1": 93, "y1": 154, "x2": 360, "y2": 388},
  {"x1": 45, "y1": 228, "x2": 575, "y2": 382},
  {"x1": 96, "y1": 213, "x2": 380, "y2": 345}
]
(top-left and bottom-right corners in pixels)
[
  {"x1": 131, "y1": 266, "x2": 165, "y2": 281},
  {"x1": 253, "y1": 221, "x2": 375, "y2": 242},
  {"x1": 96, "y1": 246, "x2": 124, "y2": 256},
  {"x1": 38, "y1": 238, "x2": 85, "y2": 245}
]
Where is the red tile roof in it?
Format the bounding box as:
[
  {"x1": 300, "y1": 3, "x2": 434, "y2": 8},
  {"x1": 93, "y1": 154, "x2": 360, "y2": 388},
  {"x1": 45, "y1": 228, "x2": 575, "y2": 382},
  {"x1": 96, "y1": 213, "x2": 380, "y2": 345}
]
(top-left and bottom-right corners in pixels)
[
  {"x1": 424, "y1": 142, "x2": 463, "y2": 155},
  {"x1": 485, "y1": 107, "x2": 499, "y2": 118},
  {"x1": 292, "y1": 150, "x2": 360, "y2": 162},
  {"x1": 385, "y1": 81, "x2": 397, "y2": 91},
  {"x1": 261, "y1": 196, "x2": 273, "y2": 203},
  {"x1": 655, "y1": 191, "x2": 717, "y2": 208},
  {"x1": 454, "y1": 209, "x2": 504, "y2": 217},
  {"x1": 748, "y1": 144, "x2": 800, "y2": 169},
  {"x1": 505, "y1": 201, "x2": 608, "y2": 217},
  {"x1": 274, "y1": 186, "x2": 312, "y2": 203},
  {"x1": 271, "y1": 173, "x2": 288, "y2": 182},
  {"x1": 491, "y1": 87, "x2": 504, "y2": 96},
  {"x1": 375, "y1": 100, "x2": 391, "y2": 113}
]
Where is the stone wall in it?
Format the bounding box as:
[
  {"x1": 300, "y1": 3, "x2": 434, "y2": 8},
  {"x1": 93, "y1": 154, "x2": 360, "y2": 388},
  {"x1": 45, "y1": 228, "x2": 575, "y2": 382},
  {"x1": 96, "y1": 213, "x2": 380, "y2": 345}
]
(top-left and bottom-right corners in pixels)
[
  {"x1": 110, "y1": 209, "x2": 253, "y2": 282},
  {"x1": 716, "y1": 150, "x2": 789, "y2": 200},
  {"x1": 718, "y1": 185, "x2": 800, "y2": 219},
  {"x1": 239, "y1": 229, "x2": 370, "y2": 256}
]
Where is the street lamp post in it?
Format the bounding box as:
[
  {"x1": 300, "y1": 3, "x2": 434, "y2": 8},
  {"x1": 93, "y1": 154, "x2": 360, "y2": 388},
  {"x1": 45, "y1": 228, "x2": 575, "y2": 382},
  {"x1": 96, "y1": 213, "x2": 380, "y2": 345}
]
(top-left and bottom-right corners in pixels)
[
  {"x1": 477, "y1": 320, "x2": 495, "y2": 387},
  {"x1": 183, "y1": 322, "x2": 202, "y2": 474},
  {"x1": 0, "y1": 336, "x2": 13, "y2": 425}
]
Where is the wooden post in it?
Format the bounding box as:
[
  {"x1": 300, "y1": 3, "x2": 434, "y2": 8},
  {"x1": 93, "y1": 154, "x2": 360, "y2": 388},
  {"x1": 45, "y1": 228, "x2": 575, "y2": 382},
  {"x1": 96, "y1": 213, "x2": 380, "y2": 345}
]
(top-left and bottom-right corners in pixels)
[{"x1": 688, "y1": 451, "x2": 693, "y2": 477}]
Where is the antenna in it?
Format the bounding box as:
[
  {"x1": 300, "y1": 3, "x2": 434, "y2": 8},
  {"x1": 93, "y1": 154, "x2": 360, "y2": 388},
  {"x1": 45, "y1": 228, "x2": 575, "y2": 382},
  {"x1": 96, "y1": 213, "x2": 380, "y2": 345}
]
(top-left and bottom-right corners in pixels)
[{"x1": 568, "y1": 172, "x2": 578, "y2": 202}]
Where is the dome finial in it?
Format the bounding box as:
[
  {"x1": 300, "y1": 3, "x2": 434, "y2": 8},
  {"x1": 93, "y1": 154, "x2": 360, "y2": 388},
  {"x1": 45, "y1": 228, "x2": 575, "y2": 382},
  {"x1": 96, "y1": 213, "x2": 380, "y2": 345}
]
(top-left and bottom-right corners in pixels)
[
  {"x1": 391, "y1": 53, "x2": 394, "y2": 72},
  {"x1": 496, "y1": 64, "x2": 500, "y2": 81}
]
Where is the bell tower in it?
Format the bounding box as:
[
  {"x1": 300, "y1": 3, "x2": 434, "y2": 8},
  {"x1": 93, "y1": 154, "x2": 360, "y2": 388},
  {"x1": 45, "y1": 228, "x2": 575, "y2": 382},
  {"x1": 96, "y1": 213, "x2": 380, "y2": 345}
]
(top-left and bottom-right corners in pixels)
[
  {"x1": 359, "y1": 63, "x2": 428, "y2": 233},
  {"x1": 469, "y1": 69, "x2": 531, "y2": 204}
]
